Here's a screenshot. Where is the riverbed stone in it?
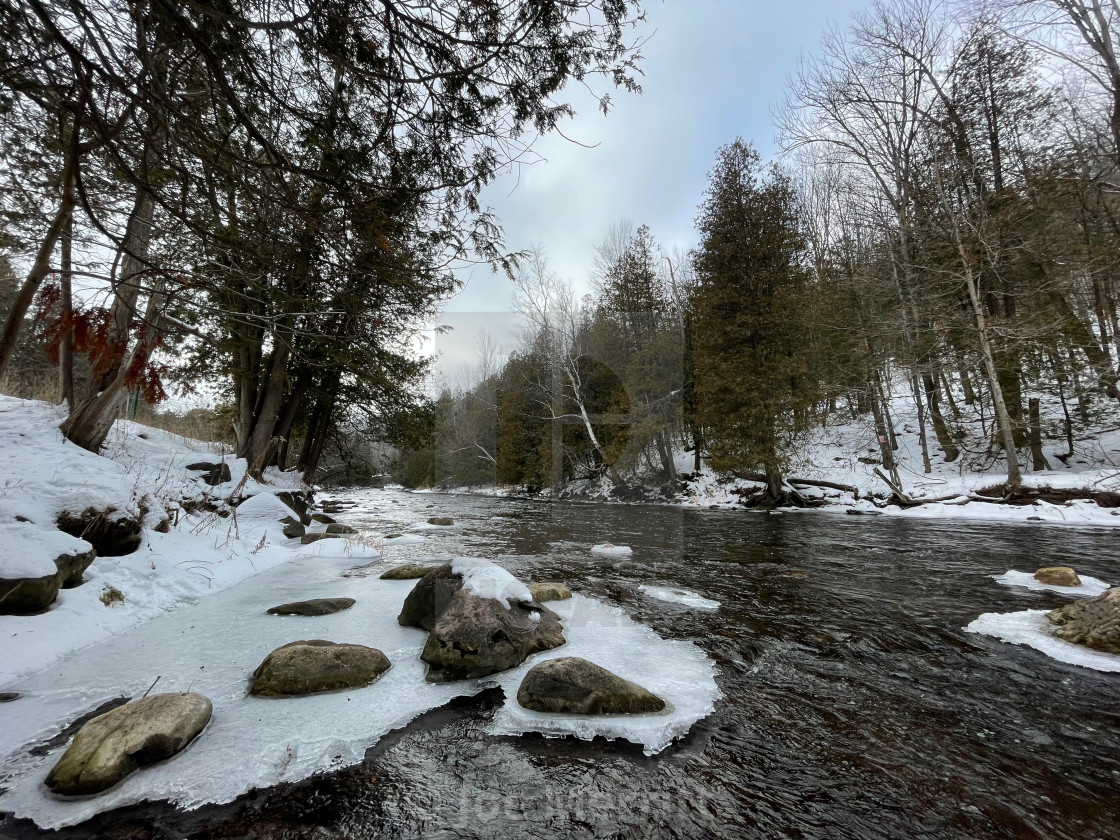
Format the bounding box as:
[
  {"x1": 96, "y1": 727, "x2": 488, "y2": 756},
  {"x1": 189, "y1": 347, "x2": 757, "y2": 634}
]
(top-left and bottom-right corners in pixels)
[
  {"x1": 380, "y1": 563, "x2": 437, "y2": 580},
  {"x1": 421, "y1": 589, "x2": 564, "y2": 683},
  {"x1": 54, "y1": 547, "x2": 97, "y2": 589},
  {"x1": 300, "y1": 532, "x2": 343, "y2": 545},
  {"x1": 399, "y1": 564, "x2": 565, "y2": 682},
  {"x1": 1047, "y1": 587, "x2": 1120, "y2": 653},
  {"x1": 528, "y1": 582, "x2": 572, "y2": 603},
  {"x1": 1034, "y1": 566, "x2": 1081, "y2": 587},
  {"x1": 56, "y1": 508, "x2": 141, "y2": 557},
  {"x1": 311, "y1": 513, "x2": 336, "y2": 524},
  {"x1": 427, "y1": 516, "x2": 454, "y2": 526},
  {"x1": 283, "y1": 521, "x2": 306, "y2": 539},
  {"x1": 266, "y1": 598, "x2": 356, "y2": 616},
  {"x1": 185, "y1": 462, "x2": 231, "y2": 486},
  {"x1": 0, "y1": 570, "x2": 62, "y2": 614},
  {"x1": 44, "y1": 693, "x2": 212, "y2": 796},
  {"x1": 516, "y1": 657, "x2": 665, "y2": 715},
  {"x1": 325, "y1": 523, "x2": 357, "y2": 535},
  {"x1": 249, "y1": 640, "x2": 391, "y2": 696}
]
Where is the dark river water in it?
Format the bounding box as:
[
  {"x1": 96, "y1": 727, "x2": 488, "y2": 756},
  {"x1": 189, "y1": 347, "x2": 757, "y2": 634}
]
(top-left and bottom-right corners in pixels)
[{"x1": 7, "y1": 490, "x2": 1120, "y2": 840}]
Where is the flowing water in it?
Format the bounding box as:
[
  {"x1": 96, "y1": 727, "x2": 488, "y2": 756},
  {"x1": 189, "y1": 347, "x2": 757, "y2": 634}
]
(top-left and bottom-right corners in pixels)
[{"x1": 7, "y1": 490, "x2": 1120, "y2": 840}]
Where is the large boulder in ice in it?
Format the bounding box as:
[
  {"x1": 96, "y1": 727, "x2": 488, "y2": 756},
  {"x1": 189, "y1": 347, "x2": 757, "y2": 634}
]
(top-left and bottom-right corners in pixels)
[
  {"x1": 56, "y1": 507, "x2": 141, "y2": 557},
  {"x1": 397, "y1": 564, "x2": 460, "y2": 631},
  {"x1": 45, "y1": 693, "x2": 212, "y2": 796},
  {"x1": 528, "y1": 582, "x2": 572, "y2": 603},
  {"x1": 249, "y1": 640, "x2": 391, "y2": 696},
  {"x1": 1034, "y1": 566, "x2": 1081, "y2": 587},
  {"x1": 380, "y1": 563, "x2": 438, "y2": 580},
  {"x1": 516, "y1": 657, "x2": 666, "y2": 715},
  {"x1": 1048, "y1": 587, "x2": 1120, "y2": 653},
  {"x1": 325, "y1": 523, "x2": 358, "y2": 535},
  {"x1": 422, "y1": 589, "x2": 564, "y2": 683},
  {"x1": 427, "y1": 516, "x2": 454, "y2": 526},
  {"x1": 399, "y1": 562, "x2": 566, "y2": 682},
  {"x1": 266, "y1": 598, "x2": 356, "y2": 616}
]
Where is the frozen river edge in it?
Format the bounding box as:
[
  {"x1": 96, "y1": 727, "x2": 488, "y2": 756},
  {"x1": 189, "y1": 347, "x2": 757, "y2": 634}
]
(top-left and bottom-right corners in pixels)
[{"x1": 0, "y1": 550, "x2": 719, "y2": 831}]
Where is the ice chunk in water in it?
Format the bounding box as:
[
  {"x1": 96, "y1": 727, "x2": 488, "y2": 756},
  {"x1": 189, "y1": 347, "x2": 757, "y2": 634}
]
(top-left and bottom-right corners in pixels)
[
  {"x1": 965, "y1": 609, "x2": 1120, "y2": 673},
  {"x1": 591, "y1": 543, "x2": 632, "y2": 556},
  {"x1": 640, "y1": 585, "x2": 720, "y2": 611},
  {"x1": 993, "y1": 570, "x2": 1109, "y2": 597},
  {"x1": 486, "y1": 594, "x2": 721, "y2": 755}
]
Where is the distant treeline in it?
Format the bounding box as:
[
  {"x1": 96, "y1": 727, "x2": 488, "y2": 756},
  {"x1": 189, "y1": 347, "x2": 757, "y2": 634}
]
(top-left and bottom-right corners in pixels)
[{"x1": 396, "y1": 1, "x2": 1120, "y2": 499}]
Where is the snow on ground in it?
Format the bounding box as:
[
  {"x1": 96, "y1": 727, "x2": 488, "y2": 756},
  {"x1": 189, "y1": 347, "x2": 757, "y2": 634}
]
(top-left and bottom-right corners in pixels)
[
  {"x1": 452, "y1": 557, "x2": 532, "y2": 608},
  {"x1": 965, "y1": 609, "x2": 1120, "y2": 673},
  {"x1": 0, "y1": 395, "x2": 309, "y2": 685},
  {"x1": 591, "y1": 543, "x2": 633, "y2": 556},
  {"x1": 0, "y1": 554, "x2": 720, "y2": 829},
  {"x1": 993, "y1": 570, "x2": 1111, "y2": 597},
  {"x1": 639, "y1": 585, "x2": 721, "y2": 611}
]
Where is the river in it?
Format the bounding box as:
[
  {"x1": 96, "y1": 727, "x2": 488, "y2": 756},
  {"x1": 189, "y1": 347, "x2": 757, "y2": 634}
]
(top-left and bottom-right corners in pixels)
[{"x1": 8, "y1": 489, "x2": 1120, "y2": 840}]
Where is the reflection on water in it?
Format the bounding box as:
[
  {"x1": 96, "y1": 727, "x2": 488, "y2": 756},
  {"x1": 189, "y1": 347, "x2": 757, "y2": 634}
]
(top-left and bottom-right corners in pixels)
[{"x1": 10, "y1": 490, "x2": 1120, "y2": 840}]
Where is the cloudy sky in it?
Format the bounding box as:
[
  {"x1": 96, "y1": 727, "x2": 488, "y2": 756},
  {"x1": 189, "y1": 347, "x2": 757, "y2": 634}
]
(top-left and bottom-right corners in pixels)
[{"x1": 427, "y1": 0, "x2": 871, "y2": 381}]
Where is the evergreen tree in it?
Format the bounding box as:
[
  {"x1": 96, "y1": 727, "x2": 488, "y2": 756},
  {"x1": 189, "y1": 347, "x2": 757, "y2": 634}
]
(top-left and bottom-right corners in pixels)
[{"x1": 692, "y1": 139, "x2": 818, "y2": 502}]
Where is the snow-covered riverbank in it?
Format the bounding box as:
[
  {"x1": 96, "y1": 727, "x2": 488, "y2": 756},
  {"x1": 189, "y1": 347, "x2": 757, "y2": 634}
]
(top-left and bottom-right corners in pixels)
[
  {"x1": 0, "y1": 396, "x2": 720, "y2": 830},
  {"x1": 417, "y1": 387, "x2": 1120, "y2": 528}
]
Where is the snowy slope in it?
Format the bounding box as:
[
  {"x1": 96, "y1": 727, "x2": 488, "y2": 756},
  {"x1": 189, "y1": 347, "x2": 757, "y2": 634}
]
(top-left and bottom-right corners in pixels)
[{"x1": 0, "y1": 396, "x2": 315, "y2": 685}]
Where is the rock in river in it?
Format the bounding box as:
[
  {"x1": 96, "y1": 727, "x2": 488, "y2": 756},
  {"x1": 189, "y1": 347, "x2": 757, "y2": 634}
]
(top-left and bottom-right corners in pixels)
[
  {"x1": 380, "y1": 563, "x2": 437, "y2": 580},
  {"x1": 250, "y1": 640, "x2": 391, "y2": 696},
  {"x1": 528, "y1": 582, "x2": 572, "y2": 603},
  {"x1": 427, "y1": 516, "x2": 455, "y2": 526},
  {"x1": 1048, "y1": 587, "x2": 1120, "y2": 653},
  {"x1": 399, "y1": 563, "x2": 565, "y2": 682},
  {"x1": 516, "y1": 657, "x2": 665, "y2": 715},
  {"x1": 45, "y1": 693, "x2": 212, "y2": 796},
  {"x1": 1034, "y1": 566, "x2": 1081, "y2": 587},
  {"x1": 300, "y1": 532, "x2": 343, "y2": 545},
  {"x1": 266, "y1": 598, "x2": 356, "y2": 616}
]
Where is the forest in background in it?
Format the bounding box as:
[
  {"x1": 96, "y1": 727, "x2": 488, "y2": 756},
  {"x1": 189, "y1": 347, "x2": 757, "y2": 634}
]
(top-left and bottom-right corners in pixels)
[
  {"x1": 396, "y1": 0, "x2": 1120, "y2": 503},
  {"x1": 4, "y1": 1, "x2": 1120, "y2": 501},
  {"x1": 0, "y1": 0, "x2": 645, "y2": 483}
]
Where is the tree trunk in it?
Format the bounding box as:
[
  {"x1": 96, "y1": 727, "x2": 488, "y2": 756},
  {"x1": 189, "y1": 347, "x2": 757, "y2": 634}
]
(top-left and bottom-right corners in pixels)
[
  {"x1": 61, "y1": 276, "x2": 168, "y2": 452},
  {"x1": 923, "y1": 373, "x2": 959, "y2": 462},
  {"x1": 0, "y1": 165, "x2": 76, "y2": 382},
  {"x1": 58, "y1": 212, "x2": 74, "y2": 409},
  {"x1": 241, "y1": 337, "x2": 291, "y2": 477},
  {"x1": 1028, "y1": 397, "x2": 1050, "y2": 472},
  {"x1": 91, "y1": 187, "x2": 156, "y2": 391}
]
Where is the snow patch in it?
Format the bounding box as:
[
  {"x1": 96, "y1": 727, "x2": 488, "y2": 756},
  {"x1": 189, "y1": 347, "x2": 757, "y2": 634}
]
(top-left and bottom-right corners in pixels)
[
  {"x1": 0, "y1": 516, "x2": 91, "y2": 579},
  {"x1": 993, "y1": 570, "x2": 1110, "y2": 597},
  {"x1": 965, "y1": 609, "x2": 1120, "y2": 672},
  {"x1": 452, "y1": 557, "x2": 532, "y2": 609},
  {"x1": 639, "y1": 585, "x2": 721, "y2": 611}
]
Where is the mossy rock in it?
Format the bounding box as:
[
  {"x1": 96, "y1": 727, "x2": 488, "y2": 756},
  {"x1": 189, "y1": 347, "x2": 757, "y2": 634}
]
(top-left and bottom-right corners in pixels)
[
  {"x1": 250, "y1": 640, "x2": 391, "y2": 696},
  {"x1": 516, "y1": 657, "x2": 665, "y2": 715},
  {"x1": 266, "y1": 598, "x2": 356, "y2": 616},
  {"x1": 45, "y1": 693, "x2": 212, "y2": 796},
  {"x1": 528, "y1": 582, "x2": 571, "y2": 603}
]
